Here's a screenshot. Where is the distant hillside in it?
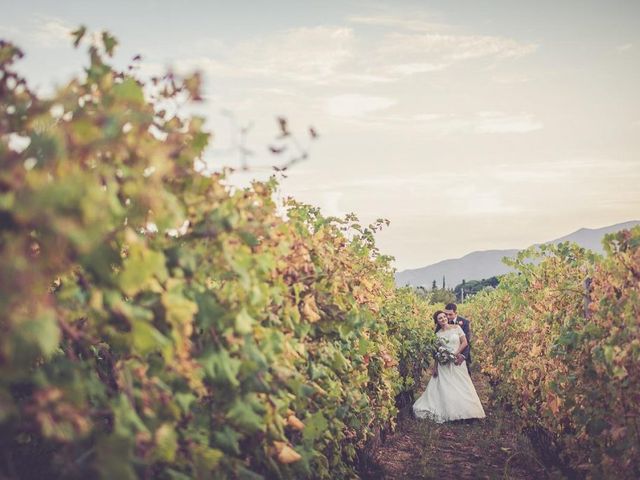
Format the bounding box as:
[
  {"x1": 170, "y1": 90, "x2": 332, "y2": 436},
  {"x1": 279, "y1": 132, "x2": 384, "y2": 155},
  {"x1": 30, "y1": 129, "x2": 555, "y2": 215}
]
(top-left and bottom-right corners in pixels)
[{"x1": 395, "y1": 220, "x2": 640, "y2": 288}]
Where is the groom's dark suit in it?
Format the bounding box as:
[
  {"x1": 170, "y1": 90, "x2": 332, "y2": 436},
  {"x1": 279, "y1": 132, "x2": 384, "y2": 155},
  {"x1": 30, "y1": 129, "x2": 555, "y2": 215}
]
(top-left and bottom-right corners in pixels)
[{"x1": 450, "y1": 315, "x2": 471, "y2": 365}]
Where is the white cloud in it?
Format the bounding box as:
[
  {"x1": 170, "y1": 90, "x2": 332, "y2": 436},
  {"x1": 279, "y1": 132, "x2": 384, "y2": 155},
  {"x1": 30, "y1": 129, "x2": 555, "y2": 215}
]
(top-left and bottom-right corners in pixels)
[
  {"x1": 387, "y1": 62, "x2": 448, "y2": 75},
  {"x1": 412, "y1": 111, "x2": 543, "y2": 135},
  {"x1": 33, "y1": 17, "x2": 73, "y2": 47},
  {"x1": 289, "y1": 158, "x2": 637, "y2": 197},
  {"x1": 544, "y1": 158, "x2": 640, "y2": 178},
  {"x1": 377, "y1": 33, "x2": 537, "y2": 63},
  {"x1": 171, "y1": 21, "x2": 536, "y2": 88},
  {"x1": 175, "y1": 56, "x2": 236, "y2": 77},
  {"x1": 289, "y1": 171, "x2": 526, "y2": 219},
  {"x1": 492, "y1": 166, "x2": 566, "y2": 182},
  {"x1": 336, "y1": 111, "x2": 543, "y2": 135},
  {"x1": 338, "y1": 72, "x2": 395, "y2": 83},
  {"x1": 247, "y1": 87, "x2": 300, "y2": 97},
  {"x1": 350, "y1": 31, "x2": 536, "y2": 82},
  {"x1": 347, "y1": 14, "x2": 450, "y2": 32},
  {"x1": 0, "y1": 17, "x2": 73, "y2": 50},
  {"x1": 324, "y1": 94, "x2": 396, "y2": 118},
  {"x1": 0, "y1": 25, "x2": 20, "y2": 37},
  {"x1": 616, "y1": 43, "x2": 633, "y2": 52},
  {"x1": 319, "y1": 191, "x2": 345, "y2": 217},
  {"x1": 137, "y1": 61, "x2": 166, "y2": 77},
  {"x1": 491, "y1": 73, "x2": 530, "y2": 84},
  {"x1": 452, "y1": 189, "x2": 521, "y2": 215},
  {"x1": 237, "y1": 26, "x2": 354, "y2": 80},
  {"x1": 473, "y1": 111, "x2": 543, "y2": 133},
  {"x1": 176, "y1": 26, "x2": 356, "y2": 85}
]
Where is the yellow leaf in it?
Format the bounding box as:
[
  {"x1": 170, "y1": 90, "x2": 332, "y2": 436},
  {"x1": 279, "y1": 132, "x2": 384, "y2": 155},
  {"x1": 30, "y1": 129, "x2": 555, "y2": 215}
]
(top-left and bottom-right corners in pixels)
[
  {"x1": 287, "y1": 415, "x2": 305, "y2": 431},
  {"x1": 273, "y1": 442, "x2": 302, "y2": 464},
  {"x1": 361, "y1": 278, "x2": 374, "y2": 292},
  {"x1": 301, "y1": 295, "x2": 321, "y2": 323}
]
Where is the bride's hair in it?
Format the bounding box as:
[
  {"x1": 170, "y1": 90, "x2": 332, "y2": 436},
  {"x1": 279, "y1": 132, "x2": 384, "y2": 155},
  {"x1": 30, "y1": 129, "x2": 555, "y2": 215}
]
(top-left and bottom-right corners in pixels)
[{"x1": 433, "y1": 310, "x2": 445, "y2": 332}]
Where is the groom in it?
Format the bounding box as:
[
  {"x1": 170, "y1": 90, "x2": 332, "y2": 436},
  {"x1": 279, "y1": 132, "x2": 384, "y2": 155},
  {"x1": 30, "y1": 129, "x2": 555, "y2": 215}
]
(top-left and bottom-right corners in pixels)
[{"x1": 444, "y1": 303, "x2": 471, "y2": 372}]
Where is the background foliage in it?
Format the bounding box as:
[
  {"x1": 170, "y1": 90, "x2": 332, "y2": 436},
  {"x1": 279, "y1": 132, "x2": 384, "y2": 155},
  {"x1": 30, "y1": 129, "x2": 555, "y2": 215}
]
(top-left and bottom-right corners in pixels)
[
  {"x1": 453, "y1": 277, "x2": 499, "y2": 302},
  {"x1": 0, "y1": 34, "x2": 436, "y2": 479}
]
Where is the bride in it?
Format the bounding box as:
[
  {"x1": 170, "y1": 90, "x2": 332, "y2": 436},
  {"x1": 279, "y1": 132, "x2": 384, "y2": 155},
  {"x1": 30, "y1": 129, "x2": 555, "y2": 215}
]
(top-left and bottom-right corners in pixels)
[{"x1": 413, "y1": 310, "x2": 486, "y2": 423}]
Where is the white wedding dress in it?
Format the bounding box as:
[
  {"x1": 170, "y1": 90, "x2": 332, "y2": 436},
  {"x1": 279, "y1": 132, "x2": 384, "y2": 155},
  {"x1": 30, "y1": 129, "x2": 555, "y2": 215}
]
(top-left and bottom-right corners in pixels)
[{"x1": 412, "y1": 325, "x2": 486, "y2": 423}]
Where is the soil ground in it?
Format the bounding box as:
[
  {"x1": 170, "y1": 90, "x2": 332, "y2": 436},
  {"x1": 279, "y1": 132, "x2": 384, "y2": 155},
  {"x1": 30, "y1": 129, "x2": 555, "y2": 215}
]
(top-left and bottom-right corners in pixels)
[{"x1": 367, "y1": 371, "x2": 560, "y2": 479}]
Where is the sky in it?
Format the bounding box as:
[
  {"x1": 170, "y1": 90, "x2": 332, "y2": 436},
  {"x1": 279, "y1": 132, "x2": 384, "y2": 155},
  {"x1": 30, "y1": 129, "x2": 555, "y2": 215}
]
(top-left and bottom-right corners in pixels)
[{"x1": 2, "y1": 0, "x2": 639, "y2": 270}]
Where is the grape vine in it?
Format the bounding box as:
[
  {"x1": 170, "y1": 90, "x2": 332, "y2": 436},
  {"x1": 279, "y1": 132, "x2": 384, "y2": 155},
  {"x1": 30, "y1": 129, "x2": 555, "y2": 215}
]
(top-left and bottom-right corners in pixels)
[
  {"x1": 465, "y1": 230, "x2": 640, "y2": 478},
  {"x1": 0, "y1": 33, "x2": 437, "y2": 479}
]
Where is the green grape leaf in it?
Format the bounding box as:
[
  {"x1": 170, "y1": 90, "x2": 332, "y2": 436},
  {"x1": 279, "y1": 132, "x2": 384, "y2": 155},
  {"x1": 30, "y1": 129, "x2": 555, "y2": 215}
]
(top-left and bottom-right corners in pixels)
[
  {"x1": 202, "y1": 349, "x2": 241, "y2": 388},
  {"x1": 175, "y1": 392, "x2": 197, "y2": 414},
  {"x1": 131, "y1": 318, "x2": 172, "y2": 358},
  {"x1": 212, "y1": 426, "x2": 241, "y2": 455},
  {"x1": 192, "y1": 444, "x2": 224, "y2": 474},
  {"x1": 119, "y1": 241, "x2": 167, "y2": 296},
  {"x1": 11, "y1": 309, "x2": 60, "y2": 362},
  {"x1": 235, "y1": 308, "x2": 254, "y2": 335},
  {"x1": 113, "y1": 78, "x2": 144, "y2": 105},
  {"x1": 303, "y1": 411, "x2": 328, "y2": 443},
  {"x1": 226, "y1": 400, "x2": 265, "y2": 435},
  {"x1": 101, "y1": 31, "x2": 119, "y2": 56},
  {"x1": 153, "y1": 423, "x2": 178, "y2": 462}
]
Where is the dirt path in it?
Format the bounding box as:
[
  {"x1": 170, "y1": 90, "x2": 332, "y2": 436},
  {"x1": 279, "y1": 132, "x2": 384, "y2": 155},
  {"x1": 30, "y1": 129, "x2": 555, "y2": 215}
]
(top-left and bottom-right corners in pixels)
[{"x1": 368, "y1": 372, "x2": 555, "y2": 479}]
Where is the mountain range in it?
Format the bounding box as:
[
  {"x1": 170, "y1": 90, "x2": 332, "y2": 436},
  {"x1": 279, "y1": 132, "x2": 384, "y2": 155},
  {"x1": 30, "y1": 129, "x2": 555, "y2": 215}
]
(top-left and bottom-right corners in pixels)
[{"x1": 395, "y1": 220, "x2": 640, "y2": 288}]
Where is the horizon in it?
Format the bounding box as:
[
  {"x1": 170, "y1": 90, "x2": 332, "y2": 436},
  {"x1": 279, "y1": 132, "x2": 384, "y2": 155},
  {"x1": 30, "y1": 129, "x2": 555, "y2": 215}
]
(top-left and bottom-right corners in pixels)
[
  {"x1": 2, "y1": 0, "x2": 639, "y2": 270},
  {"x1": 399, "y1": 218, "x2": 640, "y2": 271}
]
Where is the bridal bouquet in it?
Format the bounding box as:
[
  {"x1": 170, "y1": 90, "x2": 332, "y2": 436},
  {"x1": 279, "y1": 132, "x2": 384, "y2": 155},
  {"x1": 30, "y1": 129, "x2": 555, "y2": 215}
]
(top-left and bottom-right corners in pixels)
[{"x1": 433, "y1": 337, "x2": 457, "y2": 365}]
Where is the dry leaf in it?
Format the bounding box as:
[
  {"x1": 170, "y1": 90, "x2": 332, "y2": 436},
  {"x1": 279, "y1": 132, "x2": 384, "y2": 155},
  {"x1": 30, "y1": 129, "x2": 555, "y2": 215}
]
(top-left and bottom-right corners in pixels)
[
  {"x1": 273, "y1": 441, "x2": 302, "y2": 464},
  {"x1": 287, "y1": 415, "x2": 305, "y2": 431},
  {"x1": 301, "y1": 295, "x2": 321, "y2": 323}
]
